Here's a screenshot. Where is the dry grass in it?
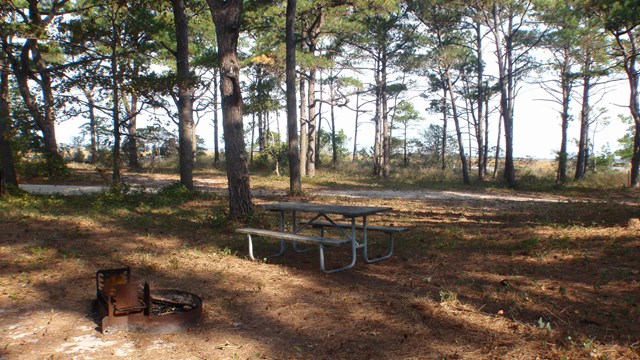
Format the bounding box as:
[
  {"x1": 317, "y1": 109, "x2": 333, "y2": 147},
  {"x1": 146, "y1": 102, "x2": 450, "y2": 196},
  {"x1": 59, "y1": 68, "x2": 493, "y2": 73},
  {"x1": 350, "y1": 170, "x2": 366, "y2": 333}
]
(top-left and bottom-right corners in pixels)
[{"x1": 1, "y1": 165, "x2": 639, "y2": 359}]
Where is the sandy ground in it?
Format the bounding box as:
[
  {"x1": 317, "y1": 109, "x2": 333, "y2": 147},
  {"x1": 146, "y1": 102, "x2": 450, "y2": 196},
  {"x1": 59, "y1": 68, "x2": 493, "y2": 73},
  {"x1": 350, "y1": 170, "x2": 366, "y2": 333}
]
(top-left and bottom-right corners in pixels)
[{"x1": 3, "y1": 171, "x2": 639, "y2": 359}]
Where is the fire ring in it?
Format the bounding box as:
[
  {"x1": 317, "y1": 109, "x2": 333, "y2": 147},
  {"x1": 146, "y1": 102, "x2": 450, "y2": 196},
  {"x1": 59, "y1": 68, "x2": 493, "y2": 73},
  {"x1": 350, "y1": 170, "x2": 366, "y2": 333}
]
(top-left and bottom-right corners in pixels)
[{"x1": 95, "y1": 267, "x2": 203, "y2": 334}]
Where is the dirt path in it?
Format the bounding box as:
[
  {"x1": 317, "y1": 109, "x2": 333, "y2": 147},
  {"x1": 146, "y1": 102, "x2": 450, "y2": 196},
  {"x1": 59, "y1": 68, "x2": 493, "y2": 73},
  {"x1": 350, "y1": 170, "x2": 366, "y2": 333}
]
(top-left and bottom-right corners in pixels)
[{"x1": 19, "y1": 173, "x2": 573, "y2": 204}]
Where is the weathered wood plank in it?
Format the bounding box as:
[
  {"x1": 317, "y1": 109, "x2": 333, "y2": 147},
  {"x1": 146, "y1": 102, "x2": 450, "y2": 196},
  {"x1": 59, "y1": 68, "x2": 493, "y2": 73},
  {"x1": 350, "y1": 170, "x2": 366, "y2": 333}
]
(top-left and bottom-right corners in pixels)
[
  {"x1": 301, "y1": 221, "x2": 410, "y2": 233},
  {"x1": 260, "y1": 202, "x2": 392, "y2": 218},
  {"x1": 236, "y1": 228, "x2": 349, "y2": 246}
]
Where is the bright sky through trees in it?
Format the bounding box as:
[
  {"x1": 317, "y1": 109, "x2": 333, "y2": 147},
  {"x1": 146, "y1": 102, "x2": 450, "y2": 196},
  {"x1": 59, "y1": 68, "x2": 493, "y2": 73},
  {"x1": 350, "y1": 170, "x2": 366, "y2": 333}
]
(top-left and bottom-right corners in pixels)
[{"x1": 56, "y1": 69, "x2": 629, "y2": 160}]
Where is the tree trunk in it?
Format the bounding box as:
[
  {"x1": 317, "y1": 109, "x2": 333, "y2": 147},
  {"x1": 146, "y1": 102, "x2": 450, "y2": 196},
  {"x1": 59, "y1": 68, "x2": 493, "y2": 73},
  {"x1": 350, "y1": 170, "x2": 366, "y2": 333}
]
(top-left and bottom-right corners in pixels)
[
  {"x1": 173, "y1": 0, "x2": 195, "y2": 189},
  {"x1": 503, "y1": 25, "x2": 516, "y2": 187},
  {"x1": 31, "y1": 45, "x2": 62, "y2": 169},
  {"x1": 373, "y1": 60, "x2": 382, "y2": 177},
  {"x1": 285, "y1": 0, "x2": 301, "y2": 194},
  {"x1": 82, "y1": 87, "x2": 98, "y2": 164},
  {"x1": 3, "y1": 1, "x2": 65, "y2": 173},
  {"x1": 628, "y1": 54, "x2": 640, "y2": 188},
  {"x1": 557, "y1": 55, "x2": 572, "y2": 184},
  {"x1": 7, "y1": 40, "x2": 62, "y2": 170},
  {"x1": 475, "y1": 22, "x2": 485, "y2": 180},
  {"x1": 213, "y1": 68, "x2": 220, "y2": 166},
  {"x1": 307, "y1": 67, "x2": 317, "y2": 176},
  {"x1": 491, "y1": 3, "x2": 515, "y2": 187},
  {"x1": 299, "y1": 76, "x2": 307, "y2": 176},
  {"x1": 207, "y1": 0, "x2": 252, "y2": 217},
  {"x1": 493, "y1": 114, "x2": 502, "y2": 180},
  {"x1": 258, "y1": 110, "x2": 265, "y2": 152},
  {"x1": 441, "y1": 90, "x2": 448, "y2": 171},
  {"x1": 0, "y1": 46, "x2": 17, "y2": 187},
  {"x1": 306, "y1": 15, "x2": 323, "y2": 175},
  {"x1": 125, "y1": 92, "x2": 140, "y2": 169},
  {"x1": 316, "y1": 73, "x2": 323, "y2": 167},
  {"x1": 483, "y1": 85, "x2": 490, "y2": 174},
  {"x1": 403, "y1": 122, "x2": 408, "y2": 167},
  {"x1": 445, "y1": 73, "x2": 470, "y2": 184},
  {"x1": 575, "y1": 55, "x2": 591, "y2": 180},
  {"x1": 250, "y1": 113, "x2": 255, "y2": 165},
  {"x1": 382, "y1": 53, "x2": 391, "y2": 178},
  {"x1": 331, "y1": 98, "x2": 337, "y2": 165},
  {"x1": 110, "y1": 24, "x2": 122, "y2": 184},
  {"x1": 352, "y1": 92, "x2": 359, "y2": 163}
]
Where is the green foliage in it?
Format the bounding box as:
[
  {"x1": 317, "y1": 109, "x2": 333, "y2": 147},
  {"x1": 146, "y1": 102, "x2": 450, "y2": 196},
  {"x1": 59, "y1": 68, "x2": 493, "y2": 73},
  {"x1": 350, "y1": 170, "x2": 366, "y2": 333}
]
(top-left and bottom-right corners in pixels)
[
  {"x1": 615, "y1": 115, "x2": 634, "y2": 161},
  {"x1": 251, "y1": 139, "x2": 288, "y2": 172},
  {"x1": 412, "y1": 124, "x2": 457, "y2": 167},
  {"x1": 439, "y1": 289, "x2": 458, "y2": 304},
  {"x1": 592, "y1": 144, "x2": 615, "y2": 169},
  {"x1": 15, "y1": 154, "x2": 69, "y2": 179},
  {"x1": 205, "y1": 205, "x2": 231, "y2": 229},
  {"x1": 588, "y1": 0, "x2": 640, "y2": 31},
  {"x1": 95, "y1": 182, "x2": 134, "y2": 207},
  {"x1": 156, "y1": 182, "x2": 195, "y2": 203},
  {"x1": 318, "y1": 129, "x2": 350, "y2": 160}
]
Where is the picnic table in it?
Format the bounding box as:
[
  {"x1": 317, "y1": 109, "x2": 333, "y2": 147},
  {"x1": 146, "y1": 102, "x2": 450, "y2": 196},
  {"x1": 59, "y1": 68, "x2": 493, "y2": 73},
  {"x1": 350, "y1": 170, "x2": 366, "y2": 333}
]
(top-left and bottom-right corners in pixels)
[{"x1": 236, "y1": 202, "x2": 409, "y2": 273}]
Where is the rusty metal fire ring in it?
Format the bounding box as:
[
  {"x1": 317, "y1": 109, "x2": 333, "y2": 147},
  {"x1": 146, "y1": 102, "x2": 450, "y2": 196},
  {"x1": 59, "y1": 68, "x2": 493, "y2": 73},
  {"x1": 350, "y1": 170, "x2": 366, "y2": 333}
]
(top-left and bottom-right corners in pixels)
[{"x1": 95, "y1": 267, "x2": 203, "y2": 334}]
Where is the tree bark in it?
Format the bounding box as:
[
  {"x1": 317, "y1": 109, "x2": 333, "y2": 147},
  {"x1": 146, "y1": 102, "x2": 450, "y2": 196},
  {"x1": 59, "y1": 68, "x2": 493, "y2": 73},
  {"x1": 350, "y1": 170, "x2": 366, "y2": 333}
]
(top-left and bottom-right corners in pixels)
[
  {"x1": 30, "y1": 44, "x2": 61, "y2": 167},
  {"x1": 110, "y1": 15, "x2": 122, "y2": 184},
  {"x1": 0, "y1": 43, "x2": 17, "y2": 187},
  {"x1": 626, "y1": 47, "x2": 640, "y2": 188},
  {"x1": 557, "y1": 51, "x2": 572, "y2": 184},
  {"x1": 575, "y1": 53, "x2": 591, "y2": 180},
  {"x1": 483, "y1": 85, "x2": 490, "y2": 174},
  {"x1": 316, "y1": 73, "x2": 323, "y2": 167},
  {"x1": 2, "y1": 1, "x2": 66, "y2": 173},
  {"x1": 503, "y1": 17, "x2": 516, "y2": 187},
  {"x1": 373, "y1": 59, "x2": 382, "y2": 177},
  {"x1": 352, "y1": 92, "x2": 360, "y2": 163},
  {"x1": 307, "y1": 68, "x2": 317, "y2": 176},
  {"x1": 403, "y1": 122, "x2": 408, "y2": 167},
  {"x1": 493, "y1": 114, "x2": 502, "y2": 180},
  {"x1": 124, "y1": 92, "x2": 140, "y2": 169},
  {"x1": 299, "y1": 76, "x2": 307, "y2": 176},
  {"x1": 249, "y1": 113, "x2": 255, "y2": 165},
  {"x1": 381, "y1": 52, "x2": 390, "y2": 178},
  {"x1": 441, "y1": 90, "x2": 448, "y2": 171},
  {"x1": 475, "y1": 21, "x2": 485, "y2": 180},
  {"x1": 331, "y1": 96, "x2": 337, "y2": 164},
  {"x1": 207, "y1": 0, "x2": 253, "y2": 217},
  {"x1": 173, "y1": 0, "x2": 195, "y2": 189},
  {"x1": 285, "y1": 0, "x2": 301, "y2": 194},
  {"x1": 490, "y1": 4, "x2": 516, "y2": 186},
  {"x1": 445, "y1": 73, "x2": 470, "y2": 184},
  {"x1": 82, "y1": 87, "x2": 98, "y2": 164},
  {"x1": 213, "y1": 68, "x2": 220, "y2": 166},
  {"x1": 7, "y1": 42, "x2": 62, "y2": 170}
]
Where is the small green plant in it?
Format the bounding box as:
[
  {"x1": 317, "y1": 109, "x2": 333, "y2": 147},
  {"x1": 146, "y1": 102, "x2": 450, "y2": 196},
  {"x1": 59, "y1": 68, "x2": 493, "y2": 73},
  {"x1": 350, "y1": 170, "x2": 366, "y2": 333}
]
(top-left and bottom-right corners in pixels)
[
  {"x1": 168, "y1": 256, "x2": 180, "y2": 269},
  {"x1": 510, "y1": 237, "x2": 540, "y2": 255},
  {"x1": 95, "y1": 182, "x2": 133, "y2": 206},
  {"x1": 537, "y1": 317, "x2": 552, "y2": 332},
  {"x1": 439, "y1": 289, "x2": 458, "y2": 304},
  {"x1": 61, "y1": 250, "x2": 79, "y2": 260},
  {"x1": 29, "y1": 246, "x2": 48, "y2": 256},
  {"x1": 154, "y1": 182, "x2": 195, "y2": 205},
  {"x1": 205, "y1": 206, "x2": 230, "y2": 228}
]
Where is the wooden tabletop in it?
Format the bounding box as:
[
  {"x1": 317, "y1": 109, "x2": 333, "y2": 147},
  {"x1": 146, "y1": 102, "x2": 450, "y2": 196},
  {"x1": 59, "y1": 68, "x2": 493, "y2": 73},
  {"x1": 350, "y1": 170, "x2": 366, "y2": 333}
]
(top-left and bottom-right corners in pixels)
[{"x1": 260, "y1": 202, "x2": 392, "y2": 218}]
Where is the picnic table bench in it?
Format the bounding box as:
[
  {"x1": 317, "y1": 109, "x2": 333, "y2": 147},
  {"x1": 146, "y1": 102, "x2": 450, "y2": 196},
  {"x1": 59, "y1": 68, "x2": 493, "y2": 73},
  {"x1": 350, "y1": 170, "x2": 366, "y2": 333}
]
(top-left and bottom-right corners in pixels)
[{"x1": 236, "y1": 202, "x2": 410, "y2": 273}]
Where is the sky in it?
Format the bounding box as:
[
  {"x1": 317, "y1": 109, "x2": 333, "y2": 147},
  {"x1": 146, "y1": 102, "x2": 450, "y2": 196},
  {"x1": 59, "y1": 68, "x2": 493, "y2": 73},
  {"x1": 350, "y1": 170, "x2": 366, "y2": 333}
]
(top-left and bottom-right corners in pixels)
[{"x1": 56, "y1": 70, "x2": 632, "y2": 161}]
